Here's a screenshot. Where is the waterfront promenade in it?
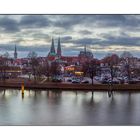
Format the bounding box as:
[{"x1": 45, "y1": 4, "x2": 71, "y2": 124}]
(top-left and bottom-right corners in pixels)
[{"x1": 0, "y1": 80, "x2": 140, "y2": 91}]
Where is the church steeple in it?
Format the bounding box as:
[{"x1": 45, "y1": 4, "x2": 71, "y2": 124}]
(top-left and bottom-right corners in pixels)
[
  {"x1": 57, "y1": 37, "x2": 61, "y2": 57},
  {"x1": 14, "y1": 44, "x2": 17, "y2": 59},
  {"x1": 49, "y1": 38, "x2": 56, "y2": 56}
]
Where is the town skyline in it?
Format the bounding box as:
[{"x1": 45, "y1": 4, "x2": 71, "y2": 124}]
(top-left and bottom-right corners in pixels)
[
  {"x1": 0, "y1": 15, "x2": 140, "y2": 58},
  {"x1": 1, "y1": 39, "x2": 140, "y2": 60},
  {"x1": 0, "y1": 15, "x2": 139, "y2": 127}
]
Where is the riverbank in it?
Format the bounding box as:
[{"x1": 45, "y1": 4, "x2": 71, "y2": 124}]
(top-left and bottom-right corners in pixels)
[{"x1": 0, "y1": 81, "x2": 140, "y2": 91}]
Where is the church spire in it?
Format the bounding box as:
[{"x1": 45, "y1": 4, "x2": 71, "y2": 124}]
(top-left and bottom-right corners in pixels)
[
  {"x1": 49, "y1": 38, "x2": 56, "y2": 56},
  {"x1": 14, "y1": 44, "x2": 17, "y2": 59},
  {"x1": 57, "y1": 37, "x2": 61, "y2": 57}
]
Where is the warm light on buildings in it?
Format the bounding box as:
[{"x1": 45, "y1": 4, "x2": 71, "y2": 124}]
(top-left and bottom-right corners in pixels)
[
  {"x1": 75, "y1": 71, "x2": 84, "y2": 76},
  {"x1": 65, "y1": 66, "x2": 75, "y2": 71}
]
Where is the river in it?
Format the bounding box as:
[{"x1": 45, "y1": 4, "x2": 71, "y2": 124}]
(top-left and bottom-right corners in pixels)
[{"x1": 0, "y1": 89, "x2": 140, "y2": 125}]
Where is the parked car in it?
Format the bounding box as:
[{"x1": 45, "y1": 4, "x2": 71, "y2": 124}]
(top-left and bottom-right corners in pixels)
[
  {"x1": 81, "y1": 80, "x2": 89, "y2": 84},
  {"x1": 72, "y1": 80, "x2": 79, "y2": 83},
  {"x1": 72, "y1": 79, "x2": 80, "y2": 83},
  {"x1": 101, "y1": 79, "x2": 109, "y2": 84},
  {"x1": 94, "y1": 76, "x2": 101, "y2": 81},
  {"x1": 52, "y1": 76, "x2": 63, "y2": 82},
  {"x1": 67, "y1": 78, "x2": 72, "y2": 82},
  {"x1": 101, "y1": 79, "x2": 119, "y2": 84}
]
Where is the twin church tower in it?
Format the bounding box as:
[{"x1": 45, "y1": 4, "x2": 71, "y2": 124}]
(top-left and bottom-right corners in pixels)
[{"x1": 48, "y1": 38, "x2": 62, "y2": 58}]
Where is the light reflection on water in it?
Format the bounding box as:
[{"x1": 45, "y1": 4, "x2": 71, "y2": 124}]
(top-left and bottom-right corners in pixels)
[{"x1": 0, "y1": 89, "x2": 140, "y2": 125}]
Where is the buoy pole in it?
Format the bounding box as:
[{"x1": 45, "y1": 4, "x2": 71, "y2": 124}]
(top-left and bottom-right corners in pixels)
[
  {"x1": 21, "y1": 83, "x2": 24, "y2": 99},
  {"x1": 21, "y1": 83, "x2": 24, "y2": 94}
]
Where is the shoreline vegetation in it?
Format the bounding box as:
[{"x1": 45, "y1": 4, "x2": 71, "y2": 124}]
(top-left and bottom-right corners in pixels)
[{"x1": 0, "y1": 80, "x2": 140, "y2": 91}]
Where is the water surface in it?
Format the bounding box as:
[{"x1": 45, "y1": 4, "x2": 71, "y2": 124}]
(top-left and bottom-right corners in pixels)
[{"x1": 0, "y1": 89, "x2": 139, "y2": 125}]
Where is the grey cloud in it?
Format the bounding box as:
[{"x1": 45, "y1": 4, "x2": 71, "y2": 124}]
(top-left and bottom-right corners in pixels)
[
  {"x1": 92, "y1": 15, "x2": 140, "y2": 30},
  {"x1": 12, "y1": 38, "x2": 25, "y2": 44},
  {"x1": 98, "y1": 31, "x2": 140, "y2": 46},
  {"x1": 53, "y1": 15, "x2": 140, "y2": 30},
  {"x1": 0, "y1": 44, "x2": 49, "y2": 52},
  {"x1": 53, "y1": 15, "x2": 85, "y2": 29},
  {"x1": 61, "y1": 36, "x2": 73, "y2": 42},
  {"x1": 32, "y1": 33, "x2": 49, "y2": 39},
  {"x1": 1, "y1": 15, "x2": 139, "y2": 34},
  {"x1": 0, "y1": 17, "x2": 19, "y2": 33},
  {"x1": 19, "y1": 15, "x2": 51, "y2": 28},
  {"x1": 94, "y1": 15, "x2": 126, "y2": 26},
  {"x1": 0, "y1": 15, "x2": 140, "y2": 33},
  {"x1": 101, "y1": 36, "x2": 140, "y2": 46},
  {"x1": 70, "y1": 34, "x2": 140, "y2": 47},
  {"x1": 72, "y1": 38, "x2": 101, "y2": 45},
  {"x1": 99, "y1": 31, "x2": 130, "y2": 39},
  {"x1": 78, "y1": 30, "x2": 92, "y2": 35},
  {"x1": 0, "y1": 15, "x2": 139, "y2": 58}
]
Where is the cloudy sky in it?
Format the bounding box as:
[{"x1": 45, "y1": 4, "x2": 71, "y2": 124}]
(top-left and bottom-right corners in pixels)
[{"x1": 0, "y1": 15, "x2": 140, "y2": 59}]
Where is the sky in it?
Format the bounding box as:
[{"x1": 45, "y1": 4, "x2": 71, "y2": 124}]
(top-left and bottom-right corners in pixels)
[{"x1": 0, "y1": 15, "x2": 140, "y2": 59}]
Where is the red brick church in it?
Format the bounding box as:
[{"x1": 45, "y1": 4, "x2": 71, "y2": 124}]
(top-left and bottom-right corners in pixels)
[{"x1": 47, "y1": 38, "x2": 94, "y2": 65}]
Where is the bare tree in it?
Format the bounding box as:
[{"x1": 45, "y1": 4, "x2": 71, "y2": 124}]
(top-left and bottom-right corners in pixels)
[
  {"x1": 125, "y1": 58, "x2": 131, "y2": 82},
  {"x1": 50, "y1": 61, "x2": 61, "y2": 78},
  {"x1": 121, "y1": 52, "x2": 134, "y2": 82},
  {"x1": 0, "y1": 56, "x2": 9, "y2": 82},
  {"x1": 83, "y1": 59, "x2": 99, "y2": 85},
  {"x1": 27, "y1": 51, "x2": 39, "y2": 83},
  {"x1": 41, "y1": 59, "x2": 50, "y2": 81},
  {"x1": 35, "y1": 59, "x2": 51, "y2": 81},
  {"x1": 103, "y1": 54, "x2": 120, "y2": 83},
  {"x1": 121, "y1": 51, "x2": 133, "y2": 59},
  {"x1": 3, "y1": 52, "x2": 10, "y2": 58}
]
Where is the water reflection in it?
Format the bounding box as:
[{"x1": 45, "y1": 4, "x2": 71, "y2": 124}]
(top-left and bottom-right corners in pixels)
[
  {"x1": 0, "y1": 89, "x2": 140, "y2": 125},
  {"x1": 0, "y1": 89, "x2": 6, "y2": 101},
  {"x1": 121, "y1": 92, "x2": 135, "y2": 125},
  {"x1": 108, "y1": 91, "x2": 113, "y2": 98},
  {"x1": 47, "y1": 89, "x2": 62, "y2": 98},
  {"x1": 0, "y1": 89, "x2": 16, "y2": 101},
  {"x1": 22, "y1": 92, "x2": 24, "y2": 100}
]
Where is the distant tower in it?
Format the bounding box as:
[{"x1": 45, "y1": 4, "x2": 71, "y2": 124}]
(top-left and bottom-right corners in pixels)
[
  {"x1": 14, "y1": 44, "x2": 17, "y2": 59},
  {"x1": 57, "y1": 37, "x2": 61, "y2": 57},
  {"x1": 49, "y1": 38, "x2": 56, "y2": 56}
]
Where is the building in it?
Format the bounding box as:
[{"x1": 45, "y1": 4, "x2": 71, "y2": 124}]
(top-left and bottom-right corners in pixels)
[
  {"x1": 78, "y1": 46, "x2": 93, "y2": 64},
  {"x1": 48, "y1": 38, "x2": 56, "y2": 57},
  {"x1": 47, "y1": 38, "x2": 63, "y2": 64},
  {"x1": 47, "y1": 38, "x2": 94, "y2": 65},
  {"x1": 14, "y1": 45, "x2": 17, "y2": 59},
  {"x1": 48, "y1": 38, "x2": 62, "y2": 58},
  {"x1": 57, "y1": 37, "x2": 61, "y2": 58},
  {"x1": 61, "y1": 56, "x2": 79, "y2": 65}
]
